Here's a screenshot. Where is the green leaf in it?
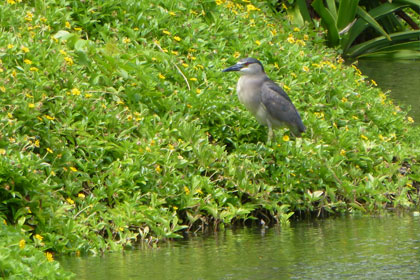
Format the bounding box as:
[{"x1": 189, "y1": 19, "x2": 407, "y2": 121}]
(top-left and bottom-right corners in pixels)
[
  {"x1": 312, "y1": 0, "x2": 340, "y2": 46},
  {"x1": 336, "y1": 0, "x2": 359, "y2": 30},
  {"x1": 358, "y1": 50, "x2": 420, "y2": 60},
  {"x1": 344, "y1": 3, "x2": 408, "y2": 51},
  {"x1": 347, "y1": 30, "x2": 420, "y2": 57},
  {"x1": 356, "y1": 6, "x2": 391, "y2": 41},
  {"x1": 393, "y1": 0, "x2": 420, "y2": 6},
  {"x1": 326, "y1": 0, "x2": 337, "y2": 20},
  {"x1": 296, "y1": 0, "x2": 312, "y2": 23}
]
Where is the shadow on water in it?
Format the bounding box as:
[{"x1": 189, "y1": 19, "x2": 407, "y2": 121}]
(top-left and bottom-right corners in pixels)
[
  {"x1": 60, "y1": 215, "x2": 420, "y2": 280},
  {"x1": 357, "y1": 60, "x2": 420, "y2": 123}
]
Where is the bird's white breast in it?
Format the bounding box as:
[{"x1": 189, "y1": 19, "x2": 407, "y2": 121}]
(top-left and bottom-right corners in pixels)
[{"x1": 236, "y1": 75, "x2": 269, "y2": 126}]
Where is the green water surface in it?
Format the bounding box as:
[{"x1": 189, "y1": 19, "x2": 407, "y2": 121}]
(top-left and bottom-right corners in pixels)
[
  {"x1": 357, "y1": 60, "x2": 420, "y2": 123},
  {"x1": 60, "y1": 215, "x2": 420, "y2": 280}
]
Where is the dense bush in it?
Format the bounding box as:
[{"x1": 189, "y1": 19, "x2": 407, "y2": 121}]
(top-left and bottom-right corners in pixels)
[{"x1": 0, "y1": 0, "x2": 419, "y2": 266}]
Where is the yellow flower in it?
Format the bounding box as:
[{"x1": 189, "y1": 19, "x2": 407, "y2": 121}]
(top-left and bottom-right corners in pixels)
[
  {"x1": 190, "y1": 77, "x2": 197, "y2": 81},
  {"x1": 283, "y1": 85, "x2": 290, "y2": 91},
  {"x1": 163, "y1": 30, "x2": 171, "y2": 35},
  {"x1": 173, "y1": 206, "x2": 178, "y2": 210},
  {"x1": 85, "y1": 93, "x2": 92, "y2": 98},
  {"x1": 34, "y1": 234, "x2": 43, "y2": 241},
  {"x1": 371, "y1": 80, "x2": 377, "y2": 86},
  {"x1": 64, "y1": 56, "x2": 74, "y2": 66},
  {"x1": 59, "y1": 49, "x2": 67, "y2": 55},
  {"x1": 46, "y1": 252, "x2": 54, "y2": 262},
  {"x1": 282, "y1": 135, "x2": 290, "y2": 142},
  {"x1": 34, "y1": 140, "x2": 40, "y2": 147},
  {"x1": 361, "y1": 134, "x2": 368, "y2": 140},
  {"x1": 155, "y1": 165, "x2": 162, "y2": 173},
  {"x1": 28, "y1": 103, "x2": 35, "y2": 108},
  {"x1": 69, "y1": 166, "x2": 77, "y2": 172},
  {"x1": 74, "y1": 27, "x2": 82, "y2": 31},
  {"x1": 65, "y1": 21, "x2": 71, "y2": 29},
  {"x1": 246, "y1": 4, "x2": 260, "y2": 12},
  {"x1": 66, "y1": 197, "x2": 75, "y2": 204},
  {"x1": 122, "y1": 37, "x2": 131, "y2": 44},
  {"x1": 78, "y1": 193, "x2": 85, "y2": 198},
  {"x1": 0, "y1": 86, "x2": 5, "y2": 93},
  {"x1": 169, "y1": 11, "x2": 176, "y2": 16},
  {"x1": 19, "y1": 239, "x2": 26, "y2": 249},
  {"x1": 3, "y1": 219, "x2": 6, "y2": 225},
  {"x1": 303, "y1": 34, "x2": 309, "y2": 40},
  {"x1": 296, "y1": 39, "x2": 306, "y2": 46},
  {"x1": 287, "y1": 35, "x2": 295, "y2": 43},
  {"x1": 215, "y1": 0, "x2": 224, "y2": 5},
  {"x1": 302, "y1": 66, "x2": 309, "y2": 72},
  {"x1": 21, "y1": 45, "x2": 30, "y2": 53},
  {"x1": 293, "y1": 27, "x2": 301, "y2": 32},
  {"x1": 0, "y1": 149, "x2": 6, "y2": 155},
  {"x1": 40, "y1": 17, "x2": 47, "y2": 22},
  {"x1": 7, "y1": 0, "x2": 16, "y2": 4},
  {"x1": 340, "y1": 149, "x2": 346, "y2": 156},
  {"x1": 7, "y1": 44, "x2": 14, "y2": 49},
  {"x1": 341, "y1": 97, "x2": 348, "y2": 103},
  {"x1": 158, "y1": 73, "x2": 165, "y2": 79},
  {"x1": 255, "y1": 40, "x2": 261, "y2": 46},
  {"x1": 45, "y1": 115, "x2": 55, "y2": 120},
  {"x1": 196, "y1": 88, "x2": 201, "y2": 94},
  {"x1": 24, "y1": 59, "x2": 32, "y2": 65},
  {"x1": 71, "y1": 88, "x2": 80, "y2": 95},
  {"x1": 182, "y1": 63, "x2": 189, "y2": 68},
  {"x1": 184, "y1": 186, "x2": 190, "y2": 194},
  {"x1": 46, "y1": 148, "x2": 53, "y2": 153},
  {"x1": 173, "y1": 36, "x2": 181, "y2": 42},
  {"x1": 30, "y1": 67, "x2": 39, "y2": 72},
  {"x1": 407, "y1": 116, "x2": 414, "y2": 123},
  {"x1": 24, "y1": 12, "x2": 33, "y2": 21}
]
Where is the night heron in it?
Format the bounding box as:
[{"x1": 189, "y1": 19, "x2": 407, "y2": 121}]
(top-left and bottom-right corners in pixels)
[{"x1": 222, "y1": 57, "x2": 306, "y2": 141}]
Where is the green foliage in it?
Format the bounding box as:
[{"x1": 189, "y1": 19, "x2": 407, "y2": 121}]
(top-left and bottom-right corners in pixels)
[
  {"x1": 0, "y1": 1, "x2": 419, "y2": 277},
  {"x1": 0, "y1": 224, "x2": 73, "y2": 279},
  {"x1": 285, "y1": 0, "x2": 420, "y2": 58}
]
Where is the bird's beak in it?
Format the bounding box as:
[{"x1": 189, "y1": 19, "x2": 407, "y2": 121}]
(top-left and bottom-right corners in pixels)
[{"x1": 222, "y1": 63, "x2": 243, "y2": 72}]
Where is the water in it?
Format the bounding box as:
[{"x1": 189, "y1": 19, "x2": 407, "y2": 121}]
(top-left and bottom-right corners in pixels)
[
  {"x1": 357, "y1": 60, "x2": 420, "y2": 123},
  {"x1": 60, "y1": 215, "x2": 420, "y2": 280}
]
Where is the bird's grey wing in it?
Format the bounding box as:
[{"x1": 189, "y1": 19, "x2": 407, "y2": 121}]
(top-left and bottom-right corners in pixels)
[{"x1": 261, "y1": 80, "x2": 305, "y2": 134}]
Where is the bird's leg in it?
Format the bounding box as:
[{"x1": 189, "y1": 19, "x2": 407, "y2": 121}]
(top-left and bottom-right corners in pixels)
[{"x1": 267, "y1": 120, "x2": 274, "y2": 144}]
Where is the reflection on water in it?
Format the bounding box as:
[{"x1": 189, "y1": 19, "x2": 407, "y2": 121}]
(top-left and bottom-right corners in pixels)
[
  {"x1": 357, "y1": 60, "x2": 420, "y2": 123},
  {"x1": 60, "y1": 215, "x2": 420, "y2": 280}
]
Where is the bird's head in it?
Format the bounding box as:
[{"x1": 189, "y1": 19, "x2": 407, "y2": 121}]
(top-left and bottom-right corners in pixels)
[{"x1": 222, "y1": 57, "x2": 265, "y2": 75}]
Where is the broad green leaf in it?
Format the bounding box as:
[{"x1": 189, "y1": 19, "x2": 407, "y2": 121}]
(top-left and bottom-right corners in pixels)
[
  {"x1": 312, "y1": 0, "x2": 340, "y2": 46},
  {"x1": 375, "y1": 41, "x2": 420, "y2": 52},
  {"x1": 347, "y1": 30, "x2": 420, "y2": 57},
  {"x1": 393, "y1": 0, "x2": 420, "y2": 6},
  {"x1": 356, "y1": 6, "x2": 391, "y2": 41},
  {"x1": 344, "y1": 3, "x2": 409, "y2": 51},
  {"x1": 358, "y1": 50, "x2": 420, "y2": 60},
  {"x1": 296, "y1": 0, "x2": 312, "y2": 23},
  {"x1": 336, "y1": 0, "x2": 359, "y2": 30},
  {"x1": 326, "y1": 0, "x2": 337, "y2": 19},
  {"x1": 288, "y1": 3, "x2": 305, "y2": 26}
]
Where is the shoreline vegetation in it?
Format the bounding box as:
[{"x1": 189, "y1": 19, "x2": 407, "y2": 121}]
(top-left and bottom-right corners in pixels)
[{"x1": 0, "y1": 0, "x2": 419, "y2": 278}]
